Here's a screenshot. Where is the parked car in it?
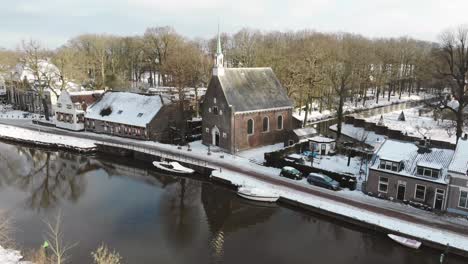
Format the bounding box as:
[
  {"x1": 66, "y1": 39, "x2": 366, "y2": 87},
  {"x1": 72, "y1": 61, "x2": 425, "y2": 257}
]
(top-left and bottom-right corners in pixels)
[
  {"x1": 307, "y1": 173, "x2": 340, "y2": 190},
  {"x1": 280, "y1": 166, "x2": 303, "y2": 180},
  {"x1": 284, "y1": 154, "x2": 307, "y2": 165}
]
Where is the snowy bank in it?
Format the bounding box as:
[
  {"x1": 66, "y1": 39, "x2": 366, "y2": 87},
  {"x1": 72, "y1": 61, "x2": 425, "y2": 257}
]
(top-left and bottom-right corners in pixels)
[
  {"x1": 0, "y1": 124, "x2": 96, "y2": 152},
  {"x1": 212, "y1": 169, "x2": 468, "y2": 254},
  {"x1": 0, "y1": 245, "x2": 31, "y2": 264}
]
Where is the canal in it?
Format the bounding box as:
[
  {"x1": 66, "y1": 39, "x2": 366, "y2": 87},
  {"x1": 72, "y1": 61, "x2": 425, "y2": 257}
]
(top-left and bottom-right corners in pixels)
[{"x1": 0, "y1": 141, "x2": 465, "y2": 263}]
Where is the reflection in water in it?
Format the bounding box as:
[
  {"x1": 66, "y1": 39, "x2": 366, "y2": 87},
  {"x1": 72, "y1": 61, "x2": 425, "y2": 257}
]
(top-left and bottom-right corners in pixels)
[
  {"x1": 0, "y1": 141, "x2": 466, "y2": 264},
  {"x1": 0, "y1": 145, "x2": 88, "y2": 211}
]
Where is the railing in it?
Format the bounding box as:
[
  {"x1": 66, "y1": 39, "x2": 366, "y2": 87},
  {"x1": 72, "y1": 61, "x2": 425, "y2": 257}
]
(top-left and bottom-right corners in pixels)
[{"x1": 97, "y1": 141, "x2": 213, "y2": 169}]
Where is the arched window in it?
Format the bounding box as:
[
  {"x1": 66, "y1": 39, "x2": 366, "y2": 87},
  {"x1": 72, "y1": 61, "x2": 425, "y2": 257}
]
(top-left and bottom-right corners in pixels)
[
  {"x1": 247, "y1": 119, "x2": 254, "y2": 135},
  {"x1": 277, "y1": 115, "x2": 283, "y2": 130},
  {"x1": 262, "y1": 116, "x2": 269, "y2": 132}
]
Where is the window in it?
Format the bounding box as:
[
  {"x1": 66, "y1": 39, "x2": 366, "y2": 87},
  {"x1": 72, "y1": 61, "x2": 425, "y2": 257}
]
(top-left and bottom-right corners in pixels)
[
  {"x1": 214, "y1": 97, "x2": 217, "y2": 104},
  {"x1": 262, "y1": 117, "x2": 269, "y2": 132},
  {"x1": 247, "y1": 119, "x2": 254, "y2": 135},
  {"x1": 417, "y1": 166, "x2": 440, "y2": 179},
  {"x1": 378, "y1": 177, "x2": 389, "y2": 193},
  {"x1": 223, "y1": 132, "x2": 227, "y2": 138},
  {"x1": 415, "y1": 185, "x2": 426, "y2": 200},
  {"x1": 379, "y1": 160, "x2": 399, "y2": 172},
  {"x1": 206, "y1": 127, "x2": 209, "y2": 133},
  {"x1": 219, "y1": 110, "x2": 223, "y2": 115},
  {"x1": 137, "y1": 113, "x2": 143, "y2": 117},
  {"x1": 213, "y1": 106, "x2": 219, "y2": 115},
  {"x1": 277, "y1": 115, "x2": 283, "y2": 130},
  {"x1": 208, "y1": 107, "x2": 211, "y2": 113},
  {"x1": 459, "y1": 191, "x2": 468, "y2": 208},
  {"x1": 66, "y1": 104, "x2": 72, "y2": 109},
  {"x1": 118, "y1": 110, "x2": 123, "y2": 114},
  {"x1": 57, "y1": 103, "x2": 62, "y2": 108}
]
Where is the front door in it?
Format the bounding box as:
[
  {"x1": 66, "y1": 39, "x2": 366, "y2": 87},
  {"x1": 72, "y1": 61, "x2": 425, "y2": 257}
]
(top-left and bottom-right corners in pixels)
[
  {"x1": 215, "y1": 132, "x2": 220, "y2": 146},
  {"x1": 434, "y1": 189, "x2": 445, "y2": 210},
  {"x1": 397, "y1": 184, "x2": 406, "y2": 201}
]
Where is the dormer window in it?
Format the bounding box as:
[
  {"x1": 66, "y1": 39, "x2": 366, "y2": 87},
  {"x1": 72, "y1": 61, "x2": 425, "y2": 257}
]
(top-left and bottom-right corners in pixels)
[
  {"x1": 137, "y1": 113, "x2": 143, "y2": 117},
  {"x1": 417, "y1": 166, "x2": 440, "y2": 179},
  {"x1": 379, "y1": 160, "x2": 400, "y2": 172},
  {"x1": 57, "y1": 103, "x2": 62, "y2": 108}
]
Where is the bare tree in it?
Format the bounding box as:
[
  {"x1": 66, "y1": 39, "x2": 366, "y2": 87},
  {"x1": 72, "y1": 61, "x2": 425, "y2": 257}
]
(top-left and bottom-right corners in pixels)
[
  {"x1": 434, "y1": 25, "x2": 468, "y2": 140},
  {"x1": 43, "y1": 211, "x2": 77, "y2": 264}
]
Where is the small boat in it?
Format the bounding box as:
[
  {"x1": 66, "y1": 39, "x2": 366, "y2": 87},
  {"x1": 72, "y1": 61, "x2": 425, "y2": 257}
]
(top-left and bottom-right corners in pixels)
[
  {"x1": 152, "y1": 161, "x2": 195, "y2": 174},
  {"x1": 388, "y1": 234, "x2": 422, "y2": 249},
  {"x1": 237, "y1": 186, "x2": 279, "y2": 202}
]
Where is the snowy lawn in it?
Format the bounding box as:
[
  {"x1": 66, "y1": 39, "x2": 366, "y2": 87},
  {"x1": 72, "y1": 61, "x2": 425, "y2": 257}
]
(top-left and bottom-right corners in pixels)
[
  {"x1": 0, "y1": 124, "x2": 96, "y2": 149},
  {"x1": 310, "y1": 154, "x2": 363, "y2": 176},
  {"x1": 358, "y1": 107, "x2": 465, "y2": 144},
  {"x1": 330, "y1": 123, "x2": 387, "y2": 150},
  {"x1": 236, "y1": 142, "x2": 284, "y2": 163},
  {"x1": 294, "y1": 92, "x2": 434, "y2": 123}
]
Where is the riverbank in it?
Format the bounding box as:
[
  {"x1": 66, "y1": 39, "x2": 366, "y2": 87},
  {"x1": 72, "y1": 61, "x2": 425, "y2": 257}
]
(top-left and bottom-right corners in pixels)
[
  {"x1": 1, "y1": 122, "x2": 468, "y2": 257},
  {"x1": 0, "y1": 245, "x2": 31, "y2": 264}
]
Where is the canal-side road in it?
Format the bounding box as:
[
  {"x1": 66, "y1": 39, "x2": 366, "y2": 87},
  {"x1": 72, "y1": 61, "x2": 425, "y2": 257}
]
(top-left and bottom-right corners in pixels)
[{"x1": 1, "y1": 119, "x2": 468, "y2": 256}]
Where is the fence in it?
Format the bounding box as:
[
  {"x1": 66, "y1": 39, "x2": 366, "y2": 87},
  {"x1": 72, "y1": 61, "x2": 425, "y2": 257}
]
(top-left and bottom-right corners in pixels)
[{"x1": 97, "y1": 141, "x2": 213, "y2": 169}]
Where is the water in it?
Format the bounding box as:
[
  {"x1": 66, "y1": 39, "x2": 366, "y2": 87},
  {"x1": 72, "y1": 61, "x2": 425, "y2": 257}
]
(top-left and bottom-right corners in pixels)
[{"x1": 0, "y1": 141, "x2": 466, "y2": 264}]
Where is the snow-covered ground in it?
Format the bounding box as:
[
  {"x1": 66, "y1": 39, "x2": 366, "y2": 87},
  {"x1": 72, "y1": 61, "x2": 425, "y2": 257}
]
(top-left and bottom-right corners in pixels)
[
  {"x1": 0, "y1": 124, "x2": 96, "y2": 149},
  {"x1": 212, "y1": 168, "x2": 468, "y2": 253},
  {"x1": 330, "y1": 123, "x2": 387, "y2": 150},
  {"x1": 0, "y1": 245, "x2": 31, "y2": 264},
  {"x1": 311, "y1": 154, "x2": 363, "y2": 176},
  {"x1": 236, "y1": 142, "x2": 284, "y2": 163},
  {"x1": 294, "y1": 92, "x2": 434, "y2": 124},
  {"x1": 357, "y1": 107, "x2": 464, "y2": 144}
]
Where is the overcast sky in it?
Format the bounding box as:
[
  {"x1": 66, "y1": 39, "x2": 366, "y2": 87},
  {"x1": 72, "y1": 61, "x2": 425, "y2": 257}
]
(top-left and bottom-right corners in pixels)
[{"x1": 1, "y1": 0, "x2": 467, "y2": 49}]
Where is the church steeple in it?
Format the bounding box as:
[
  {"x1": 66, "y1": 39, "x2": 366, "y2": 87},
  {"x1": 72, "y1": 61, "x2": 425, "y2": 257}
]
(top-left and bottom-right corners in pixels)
[{"x1": 213, "y1": 23, "x2": 224, "y2": 76}]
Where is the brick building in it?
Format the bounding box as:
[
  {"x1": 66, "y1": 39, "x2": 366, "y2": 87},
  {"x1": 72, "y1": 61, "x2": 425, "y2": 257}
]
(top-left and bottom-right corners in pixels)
[{"x1": 201, "y1": 32, "x2": 293, "y2": 153}]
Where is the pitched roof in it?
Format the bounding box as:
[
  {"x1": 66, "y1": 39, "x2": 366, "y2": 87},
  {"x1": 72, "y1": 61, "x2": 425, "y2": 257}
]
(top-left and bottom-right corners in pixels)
[
  {"x1": 216, "y1": 68, "x2": 293, "y2": 112},
  {"x1": 69, "y1": 90, "x2": 104, "y2": 105},
  {"x1": 85, "y1": 91, "x2": 169, "y2": 127},
  {"x1": 448, "y1": 138, "x2": 468, "y2": 174},
  {"x1": 372, "y1": 139, "x2": 455, "y2": 184}
]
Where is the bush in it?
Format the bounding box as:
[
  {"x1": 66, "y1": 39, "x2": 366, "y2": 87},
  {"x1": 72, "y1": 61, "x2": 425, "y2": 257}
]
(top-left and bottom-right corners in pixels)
[{"x1": 92, "y1": 244, "x2": 123, "y2": 264}]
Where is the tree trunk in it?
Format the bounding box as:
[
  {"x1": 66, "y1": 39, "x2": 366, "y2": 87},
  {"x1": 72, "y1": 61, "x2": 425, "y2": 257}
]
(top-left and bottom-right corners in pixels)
[
  {"x1": 41, "y1": 97, "x2": 50, "y2": 121},
  {"x1": 376, "y1": 87, "x2": 380, "y2": 104},
  {"x1": 336, "y1": 85, "x2": 345, "y2": 140}
]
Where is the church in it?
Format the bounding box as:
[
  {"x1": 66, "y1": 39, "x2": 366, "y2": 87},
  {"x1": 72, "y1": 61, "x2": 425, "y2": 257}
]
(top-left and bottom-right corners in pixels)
[{"x1": 201, "y1": 31, "x2": 293, "y2": 154}]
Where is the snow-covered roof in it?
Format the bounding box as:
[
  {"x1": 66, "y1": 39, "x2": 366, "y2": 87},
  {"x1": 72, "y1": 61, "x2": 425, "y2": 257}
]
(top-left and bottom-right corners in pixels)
[
  {"x1": 293, "y1": 127, "x2": 317, "y2": 138},
  {"x1": 449, "y1": 138, "x2": 468, "y2": 175},
  {"x1": 85, "y1": 91, "x2": 169, "y2": 127},
  {"x1": 309, "y1": 136, "x2": 335, "y2": 143},
  {"x1": 372, "y1": 139, "x2": 455, "y2": 183}
]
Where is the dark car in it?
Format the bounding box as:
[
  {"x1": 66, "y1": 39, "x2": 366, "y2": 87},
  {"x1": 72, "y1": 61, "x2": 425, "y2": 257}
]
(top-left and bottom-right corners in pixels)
[
  {"x1": 307, "y1": 173, "x2": 340, "y2": 190},
  {"x1": 280, "y1": 166, "x2": 303, "y2": 180}
]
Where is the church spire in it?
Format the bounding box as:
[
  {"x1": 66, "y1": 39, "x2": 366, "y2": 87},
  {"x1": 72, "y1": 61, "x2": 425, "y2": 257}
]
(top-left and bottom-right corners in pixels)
[{"x1": 213, "y1": 22, "x2": 224, "y2": 76}]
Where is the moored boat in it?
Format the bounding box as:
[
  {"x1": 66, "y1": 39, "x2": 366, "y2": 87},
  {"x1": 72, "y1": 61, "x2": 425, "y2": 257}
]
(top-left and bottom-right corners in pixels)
[
  {"x1": 387, "y1": 234, "x2": 422, "y2": 249},
  {"x1": 152, "y1": 161, "x2": 195, "y2": 174},
  {"x1": 237, "y1": 186, "x2": 279, "y2": 202}
]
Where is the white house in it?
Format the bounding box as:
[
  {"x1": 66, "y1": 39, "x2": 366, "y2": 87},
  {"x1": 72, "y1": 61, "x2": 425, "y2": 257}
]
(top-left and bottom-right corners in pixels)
[
  {"x1": 55, "y1": 90, "x2": 104, "y2": 131},
  {"x1": 309, "y1": 136, "x2": 336, "y2": 155}
]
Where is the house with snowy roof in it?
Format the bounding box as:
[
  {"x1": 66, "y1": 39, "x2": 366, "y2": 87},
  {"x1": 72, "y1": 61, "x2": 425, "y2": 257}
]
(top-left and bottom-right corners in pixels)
[
  {"x1": 55, "y1": 90, "x2": 104, "y2": 131},
  {"x1": 367, "y1": 139, "x2": 454, "y2": 211},
  {"x1": 85, "y1": 91, "x2": 183, "y2": 141},
  {"x1": 446, "y1": 136, "x2": 468, "y2": 216},
  {"x1": 201, "y1": 31, "x2": 293, "y2": 153}
]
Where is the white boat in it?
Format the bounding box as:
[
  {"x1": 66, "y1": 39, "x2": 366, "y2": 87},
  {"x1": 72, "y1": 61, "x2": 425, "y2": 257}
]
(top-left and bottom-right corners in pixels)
[
  {"x1": 237, "y1": 187, "x2": 280, "y2": 202},
  {"x1": 388, "y1": 234, "x2": 422, "y2": 249},
  {"x1": 152, "y1": 161, "x2": 195, "y2": 174}
]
